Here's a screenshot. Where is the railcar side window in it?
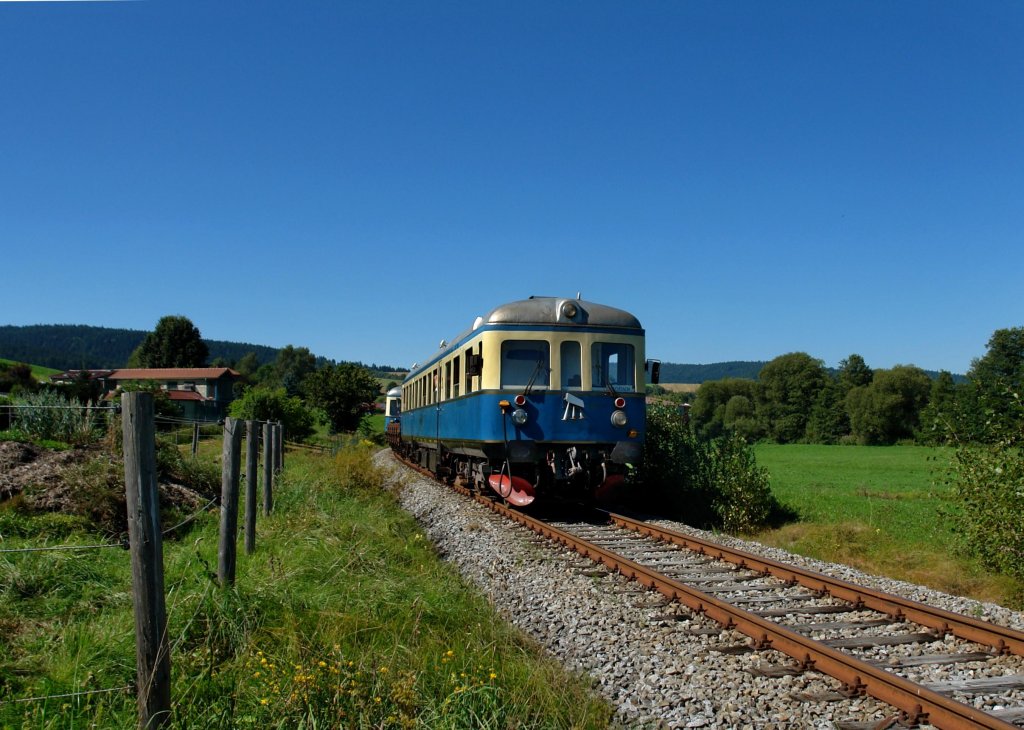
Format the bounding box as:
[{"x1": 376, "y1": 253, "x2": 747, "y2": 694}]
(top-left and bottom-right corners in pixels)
[
  {"x1": 591, "y1": 343, "x2": 635, "y2": 391},
  {"x1": 500, "y1": 340, "x2": 550, "y2": 389},
  {"x1": 560, "y1": 341, "x2": 582, "y2": 389}
]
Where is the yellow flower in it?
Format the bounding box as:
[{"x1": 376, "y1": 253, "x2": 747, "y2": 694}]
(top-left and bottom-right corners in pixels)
[
  {"x1": 318, "y1": 661, "x2": 327, "y2": 668},
  {"x1": 260, "y1": 698, "x2": 269, "y2": 706},
  {"x1": 253, "y1": 671, "x2": 261, "y2": 678},
  {"x1": 489, "y1": 672, "x2": 497, "y2": 680},
  {"x1": 445, "y1": 650, "x2": 454, "y2": 657},
  {"x1": 379, "y1": 666, "x2": 388, "y2": 674}
]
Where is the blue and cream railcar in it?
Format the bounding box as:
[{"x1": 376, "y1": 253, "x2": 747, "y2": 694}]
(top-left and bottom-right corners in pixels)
[{"x1": 393, "y1": 296, "x2": 657, "y2": 506}]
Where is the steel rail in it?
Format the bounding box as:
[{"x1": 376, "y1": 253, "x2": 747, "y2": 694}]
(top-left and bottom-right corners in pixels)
[
  {"x1": 466, "y1": 495, "x2": 1019, "y2": 730},
  {"x1": 608, "y1": 512, "x2": 1024, "y2": 659}
]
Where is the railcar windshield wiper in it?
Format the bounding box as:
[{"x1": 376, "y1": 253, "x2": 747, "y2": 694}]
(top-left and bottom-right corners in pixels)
[{"x1": 523, "y1": 357, "x2": 548, "y2": 396}]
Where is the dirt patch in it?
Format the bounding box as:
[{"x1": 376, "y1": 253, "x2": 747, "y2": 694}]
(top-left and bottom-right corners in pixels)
[
  {"x1": 0, "y1": 441, "x2": 212, "y2": 534},
  {"x1": 0, "y1": 441, "x2": 95, "y2": 503}
]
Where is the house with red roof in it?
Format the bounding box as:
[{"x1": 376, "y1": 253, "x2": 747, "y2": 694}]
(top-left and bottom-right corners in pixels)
[{"x1": 104, "y1": 367, "x2": 241, "y2": 421}]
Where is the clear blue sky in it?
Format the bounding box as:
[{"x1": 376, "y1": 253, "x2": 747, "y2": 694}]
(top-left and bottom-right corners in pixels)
[{"x1": 2, "y1": 1, "x2": 1021, "y2": 375}]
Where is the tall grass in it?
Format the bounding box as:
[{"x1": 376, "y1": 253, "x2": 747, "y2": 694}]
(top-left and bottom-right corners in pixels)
[
  {"x1": 9, "y1": 391, "x2": 104, "y2": 445},
  {"x1": 1, "y1": 445, "x2": 612, "y2": 728}
]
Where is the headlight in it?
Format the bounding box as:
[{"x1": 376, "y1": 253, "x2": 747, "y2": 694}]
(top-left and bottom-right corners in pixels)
[
  {"x1": 511, "y1": 408, "x2": 529, "y2": 426},
  {"x1": 561, "y1": 301, "x2": 577, "y2": 319},
  {"x1": 610, "y1": 410, "x2": 628, "y2": 427}
]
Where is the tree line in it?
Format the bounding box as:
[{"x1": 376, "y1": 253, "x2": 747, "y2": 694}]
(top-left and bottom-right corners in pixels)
[
  {"x1": 2, "y1": 316, "x2": 396, "y2": 441},
  {"x1": 667, "y1": 327, "x2": 1024, "y2": 447}
]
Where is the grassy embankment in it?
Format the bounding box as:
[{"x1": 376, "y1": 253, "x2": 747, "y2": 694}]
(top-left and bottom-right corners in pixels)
[
  {"x1": 752, "y1": 443, "x2": 1022, "y2": 607},
  {"x1": 0, "y1": 358, "x2": 61, "y2": 381},
  {"x1": 0, "y1": 444, "x2": 612, "y2": 728}
]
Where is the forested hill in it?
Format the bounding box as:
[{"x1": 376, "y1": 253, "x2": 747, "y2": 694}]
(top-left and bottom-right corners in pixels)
[
  {"x1": 0, "y1": 324, "x2": 280, "y2": 370},
  {"x1": 657, "y1": 361, "x2": 767, "y2": 383},
  {"x1": 1, "y1": 324, "x2": 958, "y2": 383}
]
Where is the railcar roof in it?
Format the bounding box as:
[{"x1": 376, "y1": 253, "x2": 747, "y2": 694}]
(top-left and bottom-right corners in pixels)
[
  {"x1": 404, "y1": 296, "x2": 643, "y2": 380},
  {"x1": 483, "y1": 296, "x2": 642, "y2": 328}
]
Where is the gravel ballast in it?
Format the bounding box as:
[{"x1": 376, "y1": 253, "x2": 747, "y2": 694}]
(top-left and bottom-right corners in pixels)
[{"x1": 377, "y1": 451, "x2": 1024, "y2": 729}]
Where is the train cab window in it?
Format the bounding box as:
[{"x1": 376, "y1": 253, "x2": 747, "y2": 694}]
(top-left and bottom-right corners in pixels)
[
  {"x1": 591, "y1": 342, "x2": 635, "y2": 391},
  {"x1": 463, "y1": 348, "x2": 474, "y2": 394},
  {"x1": 500, "y1": 340, "x2": 550, "y2": 389},
  {"x1": 560, "y1": 341, "x2": 582, "y2": 389}
]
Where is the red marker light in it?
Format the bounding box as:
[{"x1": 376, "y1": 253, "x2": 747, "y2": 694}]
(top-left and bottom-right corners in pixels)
[
  {"x1": 514, "y1": 394, "x2": 526, "y2": 406},
  {"x1": 614, "y1": 397, "x2": 625, "y2": 409}
]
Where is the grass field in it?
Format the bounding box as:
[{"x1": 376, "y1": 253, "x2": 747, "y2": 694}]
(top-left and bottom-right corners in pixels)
[
  {"x1": 0, "y1": 445, "x2": 613, "y2": 728},
  {"x1": 751, "y1": 444, "x2": 1022, "y2": 607}
]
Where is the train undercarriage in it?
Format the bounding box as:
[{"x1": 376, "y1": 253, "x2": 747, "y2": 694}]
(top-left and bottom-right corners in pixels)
[{"x1": 391, "y1": 434, "x2": 632, "y2": 507}]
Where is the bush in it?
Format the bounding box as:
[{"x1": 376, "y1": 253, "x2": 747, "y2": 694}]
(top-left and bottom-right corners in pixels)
[
  {"x1": 947, "y1": 390, "x2": 1024, "y2": 581},
  {"x1": 229, "y1": 386, "x2": 315, "y2": 441},
  {"x1": 642, "y1": 405, "x2": 778, "y2": 533}
]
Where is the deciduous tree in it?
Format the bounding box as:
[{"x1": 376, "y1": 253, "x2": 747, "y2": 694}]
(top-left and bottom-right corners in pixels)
[
  {"x1": 756, "y1": 352, "x2": 827, "y2": 443},
  {"x1": 304, "y1": 363, "x2": 380, "y2": 433},
  {"x1": 846, "y1": 365, "x2": 931, "y2": 444},
  {"x1": 128, "y1": 316, "x2": 209, "y2": 368}
]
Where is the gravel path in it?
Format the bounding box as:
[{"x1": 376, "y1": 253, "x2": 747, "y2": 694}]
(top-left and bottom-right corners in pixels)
[{"x1": 377, "y1": 451, "x2": 1024, "y2": 729}]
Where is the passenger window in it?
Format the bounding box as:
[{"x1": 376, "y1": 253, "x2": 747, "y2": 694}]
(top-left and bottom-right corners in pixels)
[
  {"x1": 591, "y1": 343, "x2": 635, "y2": 391},
  {"x1": 500, "y1": 340, "x2": 550, "y2": 389},
  {"x1": 560, "y1": 341, "x2": 582, "y2": 389},
  {"x1": 453, "y1": 356, "x2": 460, "y2": 398}
]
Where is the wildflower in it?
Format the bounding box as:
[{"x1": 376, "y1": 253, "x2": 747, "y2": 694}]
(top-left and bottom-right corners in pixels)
[
  {"x1": 253, "y1": 671, "x2": 261, "y2": 678},
  {"x1": 379, "y1": 666, "x2": 388, "y2": 674},
  {"x1": 489, "y1": 672, "x2": 497, "y2": 680},
  {"x1": 445, "y1": 649, "x2": 454, "y2": 657},
  {"x1": 260, "y1": 698, "x2": 269, "y2": 706},
  {"x1": 318, "y1": 661, "x2": 327, "y2": 668}
]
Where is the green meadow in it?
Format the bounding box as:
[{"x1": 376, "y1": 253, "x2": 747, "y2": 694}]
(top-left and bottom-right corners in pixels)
[
  {"x1": 0, "y1": 446, "x2": 612, "y2": 728},
  {"x1": 752, "y1": 444, "x2": 1021, "y2": 607},
  {"x1": 0, "y1": 358, "x2": 61, "y2": 381}
]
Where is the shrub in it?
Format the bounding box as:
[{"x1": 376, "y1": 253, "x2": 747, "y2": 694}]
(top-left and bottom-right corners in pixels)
[
  {"x1": 229, "y1": 386, "x2": 315, "y2": 441},
  {"x1": 946, "y1": 389, "x2": 1024, "y2": 581},
  {"x1": 642, "y1": 405, "x2": 778, "y2": 533}
]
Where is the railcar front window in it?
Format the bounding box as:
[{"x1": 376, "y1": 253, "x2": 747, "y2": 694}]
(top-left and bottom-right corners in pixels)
[
  {"x1": 560, "y1": 341, "x2": 582, "y2": 389},
  {"x1": 591, "y1": 343, "x2": 635, "y2": 391},
  {"x1": 500, "y1": 340, "x2": 550, "y2": 389}
]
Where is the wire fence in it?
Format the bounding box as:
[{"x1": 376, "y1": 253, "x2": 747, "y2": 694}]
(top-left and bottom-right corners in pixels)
[{"x1": 0, "y1": 395, "x2": 286, "y2": 726}]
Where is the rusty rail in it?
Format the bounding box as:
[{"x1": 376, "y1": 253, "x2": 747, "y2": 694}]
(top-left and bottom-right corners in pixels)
[
  {"x1": 472, "y1": 497, "x2": 1020, "y2": 729},
  {"x1": 608, "y1": 512, "x2": 1024, "y2": 659}
]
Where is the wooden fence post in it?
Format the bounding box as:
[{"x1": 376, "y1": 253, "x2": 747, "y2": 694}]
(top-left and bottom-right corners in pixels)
[
  {"x1": 190, "y1": 423, "x2": 199, "y2": 458},
  {"x1": 244, "y1": 420, "x2": 258, "y2": 555},
  {"x1": 122, "y1": 392, "x2": 171, "y2": 729},
  {"x1": 262, "y1": 421, "x2": 273, "y2": 515},
  {"x1": 218, "y1": 417, "x2": 242, "y2": 586}
]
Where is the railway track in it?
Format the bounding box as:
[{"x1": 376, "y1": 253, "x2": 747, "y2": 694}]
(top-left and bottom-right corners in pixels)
[{"x1": 399, "y1": 454, "x2": 1024, "y2": 729}]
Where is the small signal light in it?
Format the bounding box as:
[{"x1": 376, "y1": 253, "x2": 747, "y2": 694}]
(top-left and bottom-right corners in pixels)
[
  {"x1": 614, "y1": 397, "x2": 626, "y2": 409},
  {"x1": 514, "y1": 394, "x2": 526, "y2": 406}
]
